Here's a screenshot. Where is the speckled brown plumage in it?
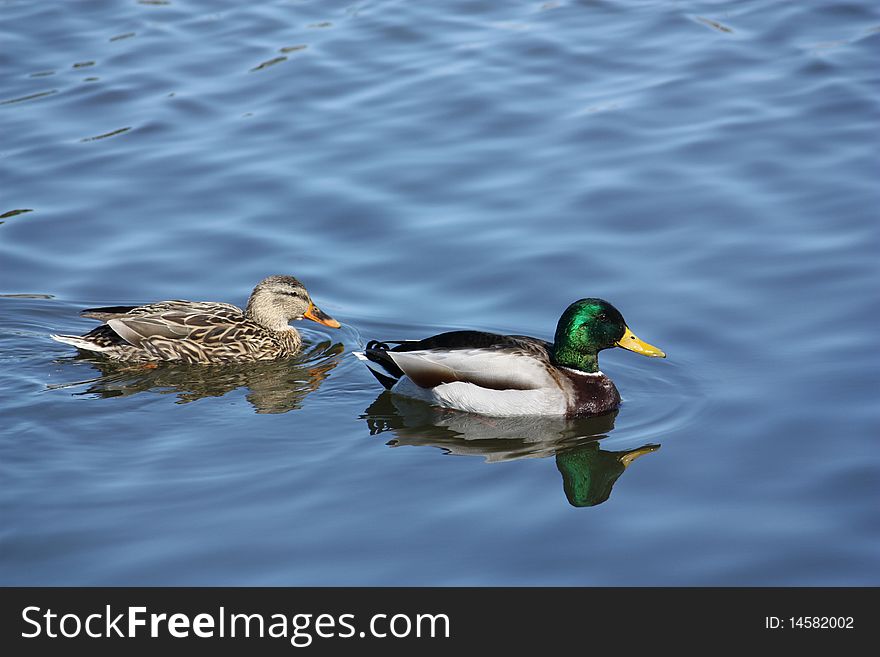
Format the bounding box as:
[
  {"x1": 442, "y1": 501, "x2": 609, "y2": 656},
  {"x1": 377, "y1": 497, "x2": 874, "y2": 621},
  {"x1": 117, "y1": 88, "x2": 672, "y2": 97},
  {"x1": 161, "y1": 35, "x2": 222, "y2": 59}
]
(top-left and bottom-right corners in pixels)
[{"x1": 51, "y1": 276, "x2": 340, "y2": 364}]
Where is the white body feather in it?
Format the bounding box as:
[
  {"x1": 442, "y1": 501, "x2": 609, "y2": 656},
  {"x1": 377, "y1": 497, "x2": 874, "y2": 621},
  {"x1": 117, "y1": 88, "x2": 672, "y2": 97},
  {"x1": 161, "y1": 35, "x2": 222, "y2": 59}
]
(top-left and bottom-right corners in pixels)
[
  {"x1": 50, "y1": 334, "x2": 111, "y2": 352},
  {"x1": 390, "y1": 377, "x2": 568, "y2": 416},
  {"x1": 386, "y1": 348, "x2": 556, "y2": 390},
  {"x1": 356, "y1": 347, "x2": 593, "y2": 416}
]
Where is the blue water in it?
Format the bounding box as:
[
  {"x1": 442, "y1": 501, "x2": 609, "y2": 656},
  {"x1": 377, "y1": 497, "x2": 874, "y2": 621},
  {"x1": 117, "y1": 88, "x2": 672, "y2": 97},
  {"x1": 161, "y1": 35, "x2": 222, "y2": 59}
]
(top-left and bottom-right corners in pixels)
[{"x1": 1, "y1": 0, "x2": 878, "y2": 585}]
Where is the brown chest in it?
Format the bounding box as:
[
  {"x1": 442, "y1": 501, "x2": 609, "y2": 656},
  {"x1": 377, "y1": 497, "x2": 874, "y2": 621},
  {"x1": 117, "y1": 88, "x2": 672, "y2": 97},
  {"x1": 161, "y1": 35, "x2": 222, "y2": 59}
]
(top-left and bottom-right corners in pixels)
[{"x1": 560, "y1": 370, "x2": 621, "y2": 417}]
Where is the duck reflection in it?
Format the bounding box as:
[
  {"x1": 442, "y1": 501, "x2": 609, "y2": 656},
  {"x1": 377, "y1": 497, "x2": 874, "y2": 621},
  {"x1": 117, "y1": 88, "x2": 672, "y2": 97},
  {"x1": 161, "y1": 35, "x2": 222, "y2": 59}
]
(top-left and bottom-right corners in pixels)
[
  {"x1": 363, "y1": 393, "x2": 659, "y2": 507},
  {"x1": 52, "y1": 339, "x2": 343, "y2": 414}
]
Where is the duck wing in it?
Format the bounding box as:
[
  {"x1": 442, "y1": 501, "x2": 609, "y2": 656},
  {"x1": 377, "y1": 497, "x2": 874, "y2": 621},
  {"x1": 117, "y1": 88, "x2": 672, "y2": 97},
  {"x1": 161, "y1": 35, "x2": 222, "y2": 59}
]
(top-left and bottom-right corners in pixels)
[
  {"x1": 104, "y1": 303, "x2": 248, "y2": 348},
  {"x1": 382, "y1": 331, "x2": 556, "y2": 391},
  {"x1": 80, "y1": 305, "x2": 140, "y2": 321},
  {"x1": 81, "y1": 300, "x2": 240, "y2": 321}
]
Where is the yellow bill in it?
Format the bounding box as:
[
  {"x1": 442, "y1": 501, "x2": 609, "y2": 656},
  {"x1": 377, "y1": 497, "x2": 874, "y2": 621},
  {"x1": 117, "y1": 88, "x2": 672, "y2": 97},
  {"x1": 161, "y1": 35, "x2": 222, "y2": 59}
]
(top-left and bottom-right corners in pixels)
[
  {"x1": 620, "y1": 444, "x2": 661, "y2": 468},
  {"x1": 616, "y1": 326, "x2": 665, "y2": 358},
  {"x1": 303, "y1": 302, "x2": 341, "y2": 328}
]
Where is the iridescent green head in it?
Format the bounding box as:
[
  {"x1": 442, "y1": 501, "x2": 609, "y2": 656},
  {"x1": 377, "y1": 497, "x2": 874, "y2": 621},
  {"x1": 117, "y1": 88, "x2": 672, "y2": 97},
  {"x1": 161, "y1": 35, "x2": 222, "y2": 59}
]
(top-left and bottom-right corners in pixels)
[{"x1": 551, "y1": 298, "x2": 665, "y2": 372}]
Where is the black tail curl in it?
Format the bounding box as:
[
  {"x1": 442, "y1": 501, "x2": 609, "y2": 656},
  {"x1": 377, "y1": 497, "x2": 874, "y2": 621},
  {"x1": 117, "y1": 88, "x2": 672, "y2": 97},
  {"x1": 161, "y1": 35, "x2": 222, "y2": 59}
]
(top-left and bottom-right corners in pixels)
[{"x1": 363, "y1": 341, "x2": 405, "y2": 389}]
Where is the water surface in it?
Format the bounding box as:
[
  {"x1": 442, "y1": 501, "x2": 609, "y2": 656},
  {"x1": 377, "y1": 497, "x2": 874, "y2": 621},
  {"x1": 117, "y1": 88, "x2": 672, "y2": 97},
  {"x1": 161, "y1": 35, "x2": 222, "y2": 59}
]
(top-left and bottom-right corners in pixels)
[{"x1": 1, "y1": 0, "x2": 878, "y2": 585}]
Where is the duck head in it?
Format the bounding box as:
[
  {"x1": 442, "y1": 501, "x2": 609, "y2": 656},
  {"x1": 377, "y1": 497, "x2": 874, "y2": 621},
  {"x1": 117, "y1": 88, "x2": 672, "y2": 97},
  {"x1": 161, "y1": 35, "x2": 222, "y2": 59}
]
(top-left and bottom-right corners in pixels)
[
  {"x1": 246, "y1": 275, "x2": 340, "y2": 331},
  {"x1": 552, "y1": 298, "x2": 664, "y2": 372}
]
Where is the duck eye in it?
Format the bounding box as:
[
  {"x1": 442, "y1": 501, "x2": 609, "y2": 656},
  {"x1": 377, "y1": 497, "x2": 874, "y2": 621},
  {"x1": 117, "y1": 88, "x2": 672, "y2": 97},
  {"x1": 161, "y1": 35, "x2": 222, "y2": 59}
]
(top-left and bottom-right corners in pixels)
[{"x1": 275, "y1": 288, "x2": 305, "y2": 299}]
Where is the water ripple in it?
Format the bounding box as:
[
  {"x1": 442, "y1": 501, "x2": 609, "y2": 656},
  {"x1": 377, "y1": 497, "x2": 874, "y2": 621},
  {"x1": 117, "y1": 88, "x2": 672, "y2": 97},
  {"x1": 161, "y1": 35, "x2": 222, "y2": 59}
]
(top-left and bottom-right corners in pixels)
[{"x1": 0, "y1": 0, "x2": 877, "y2": 585}]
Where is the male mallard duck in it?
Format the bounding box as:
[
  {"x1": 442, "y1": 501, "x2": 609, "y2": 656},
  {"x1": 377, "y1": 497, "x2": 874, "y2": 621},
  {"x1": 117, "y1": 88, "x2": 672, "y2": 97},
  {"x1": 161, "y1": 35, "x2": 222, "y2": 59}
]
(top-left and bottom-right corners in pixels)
[
  {"x1": 51, "y1": 275, "x2": 340, "y2": 363},
  {"x1": 355, "y1": 298, "x2": 664, "y2": 417}
]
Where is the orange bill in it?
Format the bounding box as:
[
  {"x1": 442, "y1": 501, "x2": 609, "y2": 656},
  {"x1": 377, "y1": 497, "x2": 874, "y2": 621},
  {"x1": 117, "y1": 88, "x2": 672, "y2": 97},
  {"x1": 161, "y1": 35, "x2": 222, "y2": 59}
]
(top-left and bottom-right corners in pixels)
[{"x1": 303, "y1": 302, "x2": 341, "y2": 328}]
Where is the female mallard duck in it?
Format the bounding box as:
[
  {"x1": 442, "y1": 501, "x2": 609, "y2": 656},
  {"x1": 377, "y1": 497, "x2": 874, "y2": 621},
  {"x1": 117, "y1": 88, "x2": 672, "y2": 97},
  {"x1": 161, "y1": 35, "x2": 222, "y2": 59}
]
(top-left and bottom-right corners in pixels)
[
  {"x1": 355, "y1": 298, "x2": 664, "y2": 417},
  {"x1": 51, "y1": 275, "x2": 340, "y2": 363}
]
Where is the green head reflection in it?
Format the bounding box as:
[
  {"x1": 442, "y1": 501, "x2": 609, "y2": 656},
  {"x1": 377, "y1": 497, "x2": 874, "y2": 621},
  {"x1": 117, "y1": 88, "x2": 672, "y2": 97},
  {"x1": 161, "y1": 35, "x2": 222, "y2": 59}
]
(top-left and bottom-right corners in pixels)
[{"x1": 555, "y1": 443, "x2": 659, "y2": 507}]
